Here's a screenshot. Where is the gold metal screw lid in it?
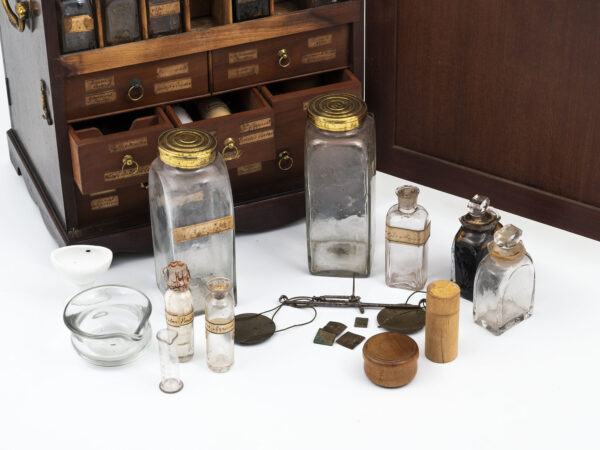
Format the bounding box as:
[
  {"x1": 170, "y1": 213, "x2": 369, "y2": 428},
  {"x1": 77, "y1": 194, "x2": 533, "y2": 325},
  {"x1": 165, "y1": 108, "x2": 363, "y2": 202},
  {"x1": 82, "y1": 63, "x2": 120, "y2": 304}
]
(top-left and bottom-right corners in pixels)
[
  {"x1": 158, "y1": 128, "x2": 217, "y2": 169},
  {"x1": 307, "y1": 93, "x2": 368, "y2": 132}
]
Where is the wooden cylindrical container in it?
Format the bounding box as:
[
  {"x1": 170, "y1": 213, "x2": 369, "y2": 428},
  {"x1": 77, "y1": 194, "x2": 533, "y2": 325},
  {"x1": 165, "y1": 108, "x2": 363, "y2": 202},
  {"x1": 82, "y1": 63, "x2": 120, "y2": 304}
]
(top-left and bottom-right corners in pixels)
[
  {"x1": 425, "y1": 280, "x2": 460, "y2": 363},
  {"x1": 362, "y1": 332, "x2": 419, "y2": 388}
]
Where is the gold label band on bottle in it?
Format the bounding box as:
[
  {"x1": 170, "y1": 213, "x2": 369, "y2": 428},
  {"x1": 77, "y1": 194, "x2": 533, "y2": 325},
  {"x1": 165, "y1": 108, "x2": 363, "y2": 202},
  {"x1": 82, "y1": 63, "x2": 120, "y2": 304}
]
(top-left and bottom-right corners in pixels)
[
  {"x1": 205, "y1": 319, "x2": 235, "y2": 335},
  {"x1": 172, "y1": 216, "x2": 234, "y2": 243},
  {"x1": 165, "y1": 310, "x2": 194, "y2": 327},
  {"x1": 386, "y1": 222, "x2": 431, "y2": 246},
  {"x1": 150, "y1": 2, "x2": 181, "y2": 18},
  {"x1": 64, "y1": 15, "x2": 95, "y2": 34}
]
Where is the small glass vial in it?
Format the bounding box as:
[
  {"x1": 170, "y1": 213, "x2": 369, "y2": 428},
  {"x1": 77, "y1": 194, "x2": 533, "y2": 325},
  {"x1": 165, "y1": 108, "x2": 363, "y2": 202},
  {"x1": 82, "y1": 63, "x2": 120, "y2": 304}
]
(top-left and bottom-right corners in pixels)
[
  {"x1": 232, "y1": 0, "x2": 270, "y2": 22},
  {"x1": 156, "y1": 328, "x2": 183, "y2": 393},
  {"x1": 451, "y1": 195, "x2": 502, "y2": 300},
  {"x1": 103, "y1": 0, "x2": 141, "y2": 46},
  {"x1": 147, "y1": 0, "x2": 182, "y2": 37},
  {"x1": 473, "y1": 225, "x2": 535, "y2": 335},
  {"x1": 205, "y1": 278, "x2": 235, "y2": 373},
  {"x1": 163, "y1": 261, "x2": 194, "y2": 362},
  {"x1": 149, "y1": 129, "x2": 236, "y2": 315},
  {"x1": 385, "y1": 185, "x2": 430, "y2": 290},
  {"x1": 58, "y1": 0, "x2": 97, "y2": 54},
  {"x1": 305, "y1": 93, "x2": 376, "y2": 277}
]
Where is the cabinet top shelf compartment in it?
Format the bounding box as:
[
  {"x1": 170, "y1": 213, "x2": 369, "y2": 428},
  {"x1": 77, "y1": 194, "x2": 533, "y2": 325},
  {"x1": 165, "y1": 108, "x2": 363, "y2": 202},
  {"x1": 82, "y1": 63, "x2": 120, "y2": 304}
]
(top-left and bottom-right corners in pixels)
[{"x1": 59, "y1": 1, "x2": 361, "y2": 77}]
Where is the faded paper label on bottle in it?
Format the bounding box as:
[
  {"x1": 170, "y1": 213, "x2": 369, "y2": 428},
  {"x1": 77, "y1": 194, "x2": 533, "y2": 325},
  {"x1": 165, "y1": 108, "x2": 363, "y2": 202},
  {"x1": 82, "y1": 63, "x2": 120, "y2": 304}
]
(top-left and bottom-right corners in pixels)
[
  {"x1": 205, "y1": 319, "x2": 235, "y2": 335},
  {"x1": 172, "y1": 216, "x2": 234, "y2": 243},
  {"x1": 165, "y1": 310, "x2": 194, "y2": 327},
  {"x1": 150, "y1": 1, "x2": 181, "y2": 18},
  {"x1": 64, "y1": 15, "x2": 95, "y2": 34},
  {"x1": 385, "y1": 222, "x2": 431, "y2": 246}
]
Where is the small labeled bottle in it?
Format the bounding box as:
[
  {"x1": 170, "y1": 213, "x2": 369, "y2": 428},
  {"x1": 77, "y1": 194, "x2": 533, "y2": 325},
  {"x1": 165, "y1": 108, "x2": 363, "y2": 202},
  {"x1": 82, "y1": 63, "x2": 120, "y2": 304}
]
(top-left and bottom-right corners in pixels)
[
  {"x1": 305, "y1": 93, "x2": 376, "y2": 277},
  {"x1": 451, "y1": 195, "x2": 502, "y2": 300},
  {"x1": 147, "y1": 0, "x2": 182, "y2": 38},
  {"x1": 58, "y1": 0, "x2": 97, "y2": 54},
  {"x1": 103, "y1": 0, "x2": 141, "y2": 46},
  {"x1": 232, "y1": 0, "x2": 270, "y2": 23},
  {"x1": 385, "y1": 185, "x2": 430, "y2": 290},
  {"x1": 205, "y1": 278, "x2": 235, "y2": 373},
  {"x1": 163, "y1": 261, "x2": 194, "y2": 362},
  {"x1": 473, "y1": 225, "x2": 535, "y2": 335},
  {"x1": 149, "y1": 129, "x2": 236, "y2": 315}
]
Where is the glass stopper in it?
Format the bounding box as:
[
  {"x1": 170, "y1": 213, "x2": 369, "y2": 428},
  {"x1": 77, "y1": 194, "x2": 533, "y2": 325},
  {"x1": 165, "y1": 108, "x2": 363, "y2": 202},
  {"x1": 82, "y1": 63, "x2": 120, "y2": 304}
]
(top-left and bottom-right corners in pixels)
[
  {"x1": 396, "y1": 185, "x2": 419, "y2": 211},
  {"x1": 494, "y1": 224, "x2": 522, "y2": 249},
  {"x1": 467, "y1": 194, "x2": 490, "y2": 217}
]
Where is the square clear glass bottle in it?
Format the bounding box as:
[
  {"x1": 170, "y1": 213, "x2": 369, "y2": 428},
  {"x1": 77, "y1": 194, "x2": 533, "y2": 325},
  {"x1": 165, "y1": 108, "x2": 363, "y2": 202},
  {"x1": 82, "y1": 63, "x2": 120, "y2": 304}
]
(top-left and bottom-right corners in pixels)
[
  {"x1": 147, "y1": 0, "x2": 182, "y2": 37},
  {"x1": 149, "y1": 129, "x2": 236, "y2": 315},
  {"x1": 473, "y1": 225, "x2": 535, "y2": 335},
  {"x1": 385, "y1": 185, "x2": 430, "y2": 290},
  {"x1": 103, "y1": 0, "x2": 141, "y2": 46},
  {"x1": 58, "y1": 0, "x2": 97, "y2": 53},
  {"x1": 304, "y1": 93, "x2": 376, "y2": 277}
]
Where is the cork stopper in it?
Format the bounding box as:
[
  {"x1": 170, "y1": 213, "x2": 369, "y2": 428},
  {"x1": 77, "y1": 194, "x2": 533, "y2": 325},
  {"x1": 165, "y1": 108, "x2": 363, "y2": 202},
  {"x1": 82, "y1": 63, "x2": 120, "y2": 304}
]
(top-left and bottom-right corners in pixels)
[
  {"x1": 396, "y1": 185, "x2": 419, "y2": 211},
  {"x1": 163, "y1": 261, "x2": 191, "y2": 292}
]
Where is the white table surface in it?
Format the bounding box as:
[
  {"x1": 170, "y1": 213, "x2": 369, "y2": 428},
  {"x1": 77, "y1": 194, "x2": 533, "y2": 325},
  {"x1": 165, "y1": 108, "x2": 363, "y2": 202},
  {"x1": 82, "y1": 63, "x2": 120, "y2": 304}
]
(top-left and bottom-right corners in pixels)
[{"x1": 1, "y1": 55, "x2": 599, "y2": 450}]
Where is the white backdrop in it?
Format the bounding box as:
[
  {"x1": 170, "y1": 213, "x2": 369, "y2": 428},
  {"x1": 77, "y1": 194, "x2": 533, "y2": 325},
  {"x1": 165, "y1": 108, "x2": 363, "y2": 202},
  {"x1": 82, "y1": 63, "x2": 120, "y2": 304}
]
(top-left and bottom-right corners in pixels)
[{"x1": 0, "y1": 34, "x2": 599, "y2": 450}]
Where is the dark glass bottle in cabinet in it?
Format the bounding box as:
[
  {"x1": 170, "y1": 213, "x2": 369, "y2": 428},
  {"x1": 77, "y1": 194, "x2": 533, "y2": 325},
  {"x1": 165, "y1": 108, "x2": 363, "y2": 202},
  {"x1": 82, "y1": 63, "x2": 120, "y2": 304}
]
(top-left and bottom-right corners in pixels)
[
  {"x1": 103, "y1": 0, "x2": 141, "y2": 45},
  {"x1": 232, "y1": 0, "x2": 270, "y2": 23},
  {"x1": 451, "y1": 194, "x2": 502, "y2": 301},
  {"x1": 58, "y1": 0, "x2": 97, "y2": 54},
  {"x1": 147, "y1": 0, "x2": 182, "y2": 37}
]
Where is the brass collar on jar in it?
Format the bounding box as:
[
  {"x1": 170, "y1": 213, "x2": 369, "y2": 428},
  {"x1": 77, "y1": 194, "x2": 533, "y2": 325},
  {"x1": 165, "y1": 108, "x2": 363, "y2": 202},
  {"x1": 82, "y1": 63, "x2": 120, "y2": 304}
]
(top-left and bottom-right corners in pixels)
[
  {"x1": 158, "y1": 128, "x2": 217, "y2": 169},
  {"x1": 307, "y1": 93, "x2": 368, "y2": 132}
]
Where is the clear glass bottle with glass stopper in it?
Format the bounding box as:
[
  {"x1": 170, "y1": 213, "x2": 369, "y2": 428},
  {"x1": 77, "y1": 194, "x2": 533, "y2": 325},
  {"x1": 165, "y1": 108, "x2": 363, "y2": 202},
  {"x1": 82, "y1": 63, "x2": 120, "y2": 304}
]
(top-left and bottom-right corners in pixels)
[
  {"x1": 205, "y1": 278, "x2": 235, "y2": 373},
  {"x1": 149, "y1": 129, "x2": 236, "y2": 315},
  {"x1": 385, "y1": 185, "x2": 430, "y2": 290},
  {"x1": 103, "y1": 0, "x2": 141, "y2": 46},
  {"x1": 451, "y1": 194, "x2": 502, "y2": 300},
  {"x1": 156, "y1": 328, "x2": 183, "y2": 394},
  {"x1": 163, "y1": 261, "x2": 194, "y2": 362},
  {"x1": 305, "y1": 93, "x2": 376, "y2": 277},
  {"x1": 58, "y1": 0, "x2": 97, "y2": 54},
  {"x1": 146, "y1": 0, "x2": 182, "y2": 37},
  {"x1": 473, "y1": 224, "x2": 535, "y2": 335}
]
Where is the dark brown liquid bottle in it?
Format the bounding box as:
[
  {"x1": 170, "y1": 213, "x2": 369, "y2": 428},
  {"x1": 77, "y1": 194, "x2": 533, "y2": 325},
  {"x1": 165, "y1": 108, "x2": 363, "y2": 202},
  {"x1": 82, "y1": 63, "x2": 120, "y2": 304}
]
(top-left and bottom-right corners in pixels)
[
  {"x1": 451, "y1": 195, "x2": 501, "y2": 301},
  {"x1": 147, "y1": 0, "x2": 182, "y2": 37},
  {"x1": 58, "y1": 0, "x2": 97, "y2": 54},
  {"x1": 232, "y1": 0, "x2": 270, "y2": 23}
]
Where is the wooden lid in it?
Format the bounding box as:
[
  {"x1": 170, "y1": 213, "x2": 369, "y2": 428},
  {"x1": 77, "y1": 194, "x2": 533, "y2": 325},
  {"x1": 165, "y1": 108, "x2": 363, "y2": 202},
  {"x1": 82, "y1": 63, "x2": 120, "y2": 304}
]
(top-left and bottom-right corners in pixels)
[
  {"x1": 362, "y1": 332, "x2": 419, "y2": 367},
  {"x1": 426, "y1": 280, "x2": 460, "y2": 315}
]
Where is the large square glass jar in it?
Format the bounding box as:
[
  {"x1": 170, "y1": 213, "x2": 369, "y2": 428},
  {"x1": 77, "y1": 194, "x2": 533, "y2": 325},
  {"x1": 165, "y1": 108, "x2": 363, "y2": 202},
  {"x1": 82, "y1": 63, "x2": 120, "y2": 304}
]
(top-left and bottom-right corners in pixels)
[
  {"x1": 304, "y1": 93, "x2": 376, "y2": 277},
  {"x1": 149, "y1": 129, "x2": 236, "y2": 314}
]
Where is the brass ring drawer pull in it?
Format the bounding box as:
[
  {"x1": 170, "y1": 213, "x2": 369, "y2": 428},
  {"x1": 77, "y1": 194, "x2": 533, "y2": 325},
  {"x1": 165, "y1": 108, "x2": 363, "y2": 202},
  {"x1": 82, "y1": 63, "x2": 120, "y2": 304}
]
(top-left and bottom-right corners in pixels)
[
  {"x1": 222, "y1": 138, "x2": 241, "y2": 161},
  {"x1": 2, "y1": 0, "x2": 29, "y2": 32},
  {"x1": 121, "y1": 154, "x2": 139, "y2": 174},
  {"x1": 277, "y1": 49, "x2": 291, "y2": 68},
  {"x1": 127, "y1": 78, "x2": 144, "y2": 102},
  {"x1": 278, "y1": 150, "x2": 294, "y2": 171}
]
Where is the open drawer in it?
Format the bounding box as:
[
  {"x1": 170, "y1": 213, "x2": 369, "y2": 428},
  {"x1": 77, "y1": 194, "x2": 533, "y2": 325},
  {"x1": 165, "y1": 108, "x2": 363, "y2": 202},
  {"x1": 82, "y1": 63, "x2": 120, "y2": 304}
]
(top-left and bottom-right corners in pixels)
[
  {"x1": 164, "y1": 88, "x2": 276, "y2": 171},
  {"x1": 69, "y1": 107, "x2": 173, "y2": 195}
]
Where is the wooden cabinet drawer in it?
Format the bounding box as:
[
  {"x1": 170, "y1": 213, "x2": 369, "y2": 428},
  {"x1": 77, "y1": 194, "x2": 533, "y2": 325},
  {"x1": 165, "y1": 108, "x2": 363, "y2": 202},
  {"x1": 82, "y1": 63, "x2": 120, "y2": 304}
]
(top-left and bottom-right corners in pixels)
[
  {"x1": 69, "y1": 108, "x2": 173, "y2": 195},
  {"x1": 212, "y1": 25, "x2": 351, "y2": 92},
  {"x1": 65, "y1": 53, "x2": 209, "y2": 121},
  {"x1": 75, "y1": 185, "x2": 150, "y2": 229},
  {"x1": 165, "y1": 88, "x2": 276, "y2": 171}
]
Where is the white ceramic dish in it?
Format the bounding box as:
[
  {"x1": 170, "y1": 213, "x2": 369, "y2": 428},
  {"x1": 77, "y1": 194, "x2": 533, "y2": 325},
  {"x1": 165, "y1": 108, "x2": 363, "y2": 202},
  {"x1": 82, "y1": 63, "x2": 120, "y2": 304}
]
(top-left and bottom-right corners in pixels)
[{"x1": 51, "y1": 245, "x2": 113, "y2": 289}]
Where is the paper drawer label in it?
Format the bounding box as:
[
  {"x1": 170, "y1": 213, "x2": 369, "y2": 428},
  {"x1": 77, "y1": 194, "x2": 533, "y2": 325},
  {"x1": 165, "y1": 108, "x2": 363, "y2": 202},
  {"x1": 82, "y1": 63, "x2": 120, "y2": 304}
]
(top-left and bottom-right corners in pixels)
[
  {"x1": 239, "y1": 129, "x2": 274, "y2": 145},
  {"x1": 154, "y1": 77, "x2": 192, "y2": 94},
  {"x1": 308, "y1": 34, "x2": 333, "y2": 48},
  {"x1": 150, "y1": 1, "x2": 181, "y2": 18},
  {"x1": 301, "y1": 49, "x2": 337, "y2": 64},
  {"x1": 156, "y1": 62, "x2": 189, "y2": 79},
  {"x1": 229, "y1": 49, "x2": 258, "y2": 64},
  {"x1": 228, "y1": 64, "x2": 259, "y2": 80},
  {"x1": 172, "y1": 216, "x2": 234, "y2": 243},
  {"x1": 165, "y1": 310, "x2": 194, "y2": 327},
  {"x1": 386, "y1": 222, "x2": 431, "y2": 246},
  {"x1": 64, "y1": 15, "x2": 95, "y2": 34},
  {"x1": 237, "y1": 162, "x2": 262, "y2": 176},
  {"x1": 104, "y1": 165, "x2": 150, "y2": 182},
  {"x1": 109, "y1": 137, "x2": 148, "y2": 153},
  {"x1": 240, "y1": 117, "x2": 271, "y2": 133},
  {"x1": 85, "y1": 76, "x2": 115, "y2": 92},
  {"x1": 85, "y1": 90, "x2": 117, "y2": 106},
  {"x1": 90, "y1": 195, "x2": 119, "y2": 211}
]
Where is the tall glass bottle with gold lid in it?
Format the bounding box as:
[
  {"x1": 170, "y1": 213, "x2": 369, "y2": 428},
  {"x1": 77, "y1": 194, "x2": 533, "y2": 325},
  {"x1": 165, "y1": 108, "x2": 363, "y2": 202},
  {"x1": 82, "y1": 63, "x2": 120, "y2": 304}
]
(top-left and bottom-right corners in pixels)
[
  {"x1": 149, "y1": 129, "x2": 236, "y2": 315},
  {"x1": 305, "y1": 93, "x2": 376, "y2": 277}
]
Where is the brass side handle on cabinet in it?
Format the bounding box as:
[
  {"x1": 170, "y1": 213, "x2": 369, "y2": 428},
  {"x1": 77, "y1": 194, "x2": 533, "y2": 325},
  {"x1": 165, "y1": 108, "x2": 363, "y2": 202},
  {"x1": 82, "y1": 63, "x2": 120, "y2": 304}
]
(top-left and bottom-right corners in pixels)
[
  {"x1": 40, "y1": 80, "x2": 53, "y2": 125},
  {"x1": 2, "y1": 0, "x2": 30, "y2": 32},
  {"x1": 221, "y1": 138, "x2": 241, "y2": 161},
  {"x1": 277, "y1": 49, "x2": 290, "y2": 68},
  {"x1": 127, "y1": 78, "x2": 144, "y2": 102},
  {"x1": 278, "y1": 150, "x2": 293, "y2": 171}
]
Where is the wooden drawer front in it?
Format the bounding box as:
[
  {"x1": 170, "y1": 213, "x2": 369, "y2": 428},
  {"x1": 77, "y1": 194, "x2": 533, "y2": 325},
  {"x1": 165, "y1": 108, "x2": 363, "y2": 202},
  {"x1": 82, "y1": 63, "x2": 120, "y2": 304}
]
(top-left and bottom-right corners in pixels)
[
  {"x1": 75, "y1": 185, "x2": 150, "y2": 228},
  {"x1": 212, "y1": 25, "x2": 351, "y2": 92},
  {"x1": 65, "y1": 53, "x2": 209, "y2": 121},
  {"x1": 69, "y1": 108, "x2": 173, "y2": 195},
  {"x1": 165, "y1": 88, "x2": 276, "y2": 170}
]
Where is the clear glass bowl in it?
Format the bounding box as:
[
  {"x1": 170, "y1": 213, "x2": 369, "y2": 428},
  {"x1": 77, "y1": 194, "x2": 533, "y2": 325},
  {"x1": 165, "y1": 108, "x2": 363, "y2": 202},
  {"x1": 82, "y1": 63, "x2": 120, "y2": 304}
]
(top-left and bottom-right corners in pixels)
[{"x1": 63, "y1": 285, "x2": 153, "y2": 366}]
